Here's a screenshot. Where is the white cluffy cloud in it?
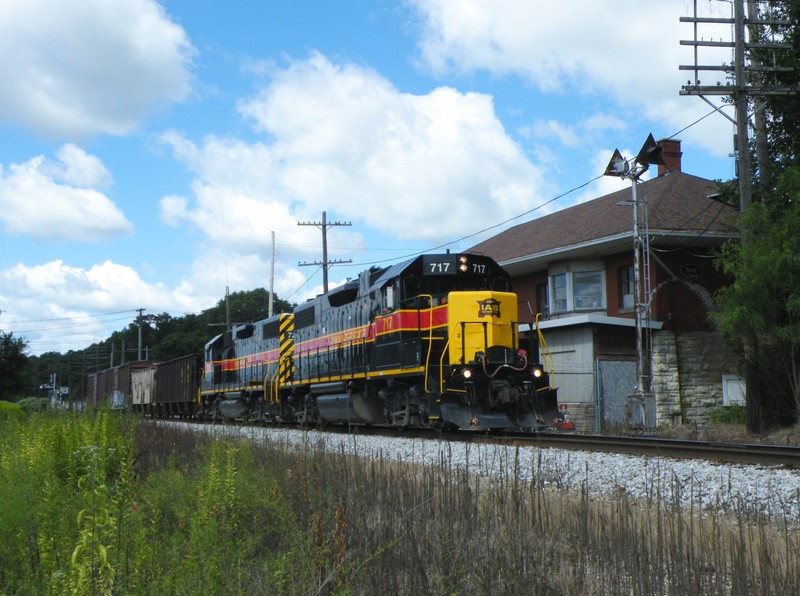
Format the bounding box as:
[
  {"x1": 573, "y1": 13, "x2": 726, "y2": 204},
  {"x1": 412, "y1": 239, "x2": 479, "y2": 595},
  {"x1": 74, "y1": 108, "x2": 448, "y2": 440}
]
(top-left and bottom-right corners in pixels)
[
  {"x1": 0, "y1": 259, "x2": 208, "y2": 354},
  {"x1": 409, "y1": 0, "x2": 735, "y2": 159},
  {"x1": 0, "y1": 145, "x2": 133, "y2": 241},
  {"x1": 6, "y1": 260, "x2": 191, "y2": 311},
  {"x1": 0, "y1": 0, "x2": 194, "y2": 138},
  {"x1": 161, "y1": 52, "x2": 554, "y2": 254},
  {"x1": 411, "y1": 0, "x2": 684, "y2": 98}
]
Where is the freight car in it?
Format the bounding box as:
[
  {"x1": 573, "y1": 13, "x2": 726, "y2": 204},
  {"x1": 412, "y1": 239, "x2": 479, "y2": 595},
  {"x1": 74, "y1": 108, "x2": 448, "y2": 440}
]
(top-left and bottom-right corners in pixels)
[
  {"x1": 87, "y1": 361, "x2": 158, "y2": 409},
  {"x1": 86, "y1": 356, "x2": 201, "y2": 417},
  {"x1": 131, "y1": 354, "x2": 202, "y2": 418},
  {"x1": 199, "y1": 252, "x2": 561, "y2": 431}
]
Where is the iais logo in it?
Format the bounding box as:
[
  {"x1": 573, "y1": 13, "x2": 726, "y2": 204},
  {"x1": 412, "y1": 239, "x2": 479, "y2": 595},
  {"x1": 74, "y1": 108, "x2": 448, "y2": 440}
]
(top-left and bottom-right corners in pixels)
[{"x1": 477, "y1": 298, "x2": 501, "y2": 318}]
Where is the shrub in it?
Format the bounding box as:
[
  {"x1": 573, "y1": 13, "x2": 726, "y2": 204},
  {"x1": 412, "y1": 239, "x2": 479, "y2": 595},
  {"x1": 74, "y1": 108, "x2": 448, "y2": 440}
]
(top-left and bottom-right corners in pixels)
[
  {"x1": 0, "y1": 400, "x2": 24, "y2": 420},
  {"x1": 16, "y1": 397, "x2": 50, "y2": 413},
  {"x1": 710, "y1": 404, "x2": 747, "y2": 424}
]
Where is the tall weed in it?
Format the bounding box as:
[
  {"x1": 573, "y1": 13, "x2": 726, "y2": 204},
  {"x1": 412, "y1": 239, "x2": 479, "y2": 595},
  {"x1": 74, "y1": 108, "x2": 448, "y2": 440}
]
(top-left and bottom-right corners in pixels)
[{"x1": 2, "y1": 415, "x2": 798, "y2": 594}]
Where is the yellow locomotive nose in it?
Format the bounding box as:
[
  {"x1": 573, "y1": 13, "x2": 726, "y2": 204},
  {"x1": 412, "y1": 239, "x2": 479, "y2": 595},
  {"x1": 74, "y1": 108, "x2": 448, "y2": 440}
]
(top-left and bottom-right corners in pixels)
[{"x1": 446, "y1": 291, "x2": 517, "y2": 365}]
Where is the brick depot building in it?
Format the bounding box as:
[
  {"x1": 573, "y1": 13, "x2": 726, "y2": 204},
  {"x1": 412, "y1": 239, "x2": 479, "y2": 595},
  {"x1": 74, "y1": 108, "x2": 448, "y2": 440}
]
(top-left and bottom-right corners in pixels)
[{"x1": 472, "y1": 140, "x2": 743, "y2": 430}]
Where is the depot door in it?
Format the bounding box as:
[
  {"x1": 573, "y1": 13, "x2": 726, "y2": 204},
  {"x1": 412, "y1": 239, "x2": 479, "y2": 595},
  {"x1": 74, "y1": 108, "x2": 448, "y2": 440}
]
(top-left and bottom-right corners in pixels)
[{"x1": 597, "y1": 359, "x2": 636, "y2": 429}]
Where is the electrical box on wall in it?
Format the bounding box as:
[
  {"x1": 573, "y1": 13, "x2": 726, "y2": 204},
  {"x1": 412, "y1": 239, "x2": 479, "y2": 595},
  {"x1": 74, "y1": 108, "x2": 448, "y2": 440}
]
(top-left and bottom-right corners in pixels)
[{"x1": 722, "y1": 374, "x2": 745, "y2": 406}]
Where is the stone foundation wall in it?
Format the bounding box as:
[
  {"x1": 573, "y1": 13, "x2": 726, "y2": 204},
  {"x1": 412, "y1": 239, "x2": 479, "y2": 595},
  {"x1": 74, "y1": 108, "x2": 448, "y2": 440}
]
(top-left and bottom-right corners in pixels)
[
  {"x1": 650, "y1": 331, "x2": 740, "y2": 428},
  {"x1": 651, "y1": 332, "x2": 682, "y2": 426}
]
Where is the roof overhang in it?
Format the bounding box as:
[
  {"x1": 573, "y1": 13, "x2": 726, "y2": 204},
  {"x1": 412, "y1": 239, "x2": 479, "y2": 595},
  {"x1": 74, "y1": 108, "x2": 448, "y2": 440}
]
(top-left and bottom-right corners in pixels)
[
  {"x1": 500, "y1": 231, "x2": 737, "y2": 277},
  {"x1": 524, "y1": 313, "x2": 664, "y2": 332}
]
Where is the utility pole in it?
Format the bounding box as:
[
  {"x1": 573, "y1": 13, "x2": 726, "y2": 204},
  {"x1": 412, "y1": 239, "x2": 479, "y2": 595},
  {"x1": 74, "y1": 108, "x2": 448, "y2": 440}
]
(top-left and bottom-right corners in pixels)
[
  {"x1": 734, "y1": 0, "x2": 753, "y2": 211},
  {"x1": 298, "y1": 211, "x2": 352, "y2": 293},
  {"x1": 680, "y1": 0, "x2": 795, "y2": 190},
  {"x1": 269, "y1": 230, "x2": 275, "y2": 317},
  {"x1": 136, "y1": 308, "x2": 145, "y2": 361},
  {"x1": 225, "y1": 287, "x2": 231, "y2": 331},
  {"x1": 679, "y1": 0, "x2": 797, "y2": 433}
]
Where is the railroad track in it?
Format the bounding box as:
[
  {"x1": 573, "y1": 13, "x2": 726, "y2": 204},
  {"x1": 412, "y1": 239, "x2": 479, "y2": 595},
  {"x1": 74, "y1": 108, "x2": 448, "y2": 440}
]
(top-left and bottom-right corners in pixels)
[
  {"x1": 162, "y1": 419, "x2": 800, "y2": 468},
  {"x1": 482, "y1": 431, "x2": 800, "y2": 468},
  {"x1": 268, "y1": 422, "x2": 800, "y2": 468}
]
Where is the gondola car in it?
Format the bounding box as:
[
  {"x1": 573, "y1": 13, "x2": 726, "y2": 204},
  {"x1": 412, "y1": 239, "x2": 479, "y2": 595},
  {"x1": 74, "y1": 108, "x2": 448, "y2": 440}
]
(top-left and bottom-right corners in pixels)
[
  {"x1": 131, "y1": 354, "x2": 202, "y2": 418},
  {"x1": 199, "y1": 252, "x2": 560, "y2": 431}
]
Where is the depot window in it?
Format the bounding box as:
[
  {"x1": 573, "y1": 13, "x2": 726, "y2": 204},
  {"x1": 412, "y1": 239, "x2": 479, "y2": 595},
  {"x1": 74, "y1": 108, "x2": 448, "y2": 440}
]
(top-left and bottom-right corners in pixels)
[
  {"x1": 536, "y1": 283, "x2": 549, "y2": 317},
  {"x1": 552, "y1": 274, "x2": 568, "y2": 312},
  {"x1": 618, "y1": 266, "x2": 635, "y2": 310},
  {"x1": 549, "y1": 267, "x2": 606, "y2": 313}
]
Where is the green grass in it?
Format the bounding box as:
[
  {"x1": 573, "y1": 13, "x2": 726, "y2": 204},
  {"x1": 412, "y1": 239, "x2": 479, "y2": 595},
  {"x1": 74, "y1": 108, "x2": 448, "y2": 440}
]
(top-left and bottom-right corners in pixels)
[{"x1": 0, "y1": 412, "x2": 797, "y2": 594}]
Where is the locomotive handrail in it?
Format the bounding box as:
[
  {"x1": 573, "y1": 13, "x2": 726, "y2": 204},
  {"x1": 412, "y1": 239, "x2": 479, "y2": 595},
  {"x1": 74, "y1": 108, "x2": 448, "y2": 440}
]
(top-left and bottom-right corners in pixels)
[
  {"x1": 261, "y1": 360, "x2": 277, "y2": 404},
  {"x1": 412, "y1": 294, "x2": 438, "y2": 393},
  {"x1": 437, "y1": 320, "x2": 493, "y2": 392},
  {"x1": 438, "y1": 324, "x2": 458, "y2": 393},
  {"x1": 535, "y1": 313, "x2": 555, "y2": 379},
  {"x1": 437, "y1": 319, "x2": 526, "y2": 392}
]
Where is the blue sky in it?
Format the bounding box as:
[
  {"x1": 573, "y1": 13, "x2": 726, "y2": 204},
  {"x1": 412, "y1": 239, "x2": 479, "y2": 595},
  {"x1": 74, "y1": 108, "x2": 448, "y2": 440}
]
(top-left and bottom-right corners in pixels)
[{"x1": 0, "y1": 0, "x2": 739, "y2": 355}]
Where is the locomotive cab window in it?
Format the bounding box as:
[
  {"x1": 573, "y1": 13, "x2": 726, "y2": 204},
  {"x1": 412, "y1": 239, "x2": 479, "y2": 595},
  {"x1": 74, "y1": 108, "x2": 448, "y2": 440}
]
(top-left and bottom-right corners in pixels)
[
  {"x1": 402, "y1": 275, "x2": 422, "y2": 306},
  {"x1": 383, "y1": 285, "x2": 396, "y2": 311}
]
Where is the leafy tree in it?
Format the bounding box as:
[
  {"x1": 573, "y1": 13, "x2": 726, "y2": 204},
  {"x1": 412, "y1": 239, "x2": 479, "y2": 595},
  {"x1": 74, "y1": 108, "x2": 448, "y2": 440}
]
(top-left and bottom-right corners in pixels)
[
  {"x1": 711, "y1": 1, "x2": 800, "y2": 430},
  {"x1": 0, "y1": 332, "x2": 30, "y2": 401},
  {"x1": 714, "y1": 167, "x2": 800, "y2": 424},
  {"x1": 203, "y1": 288, "x2": 294, "y2": 330}
]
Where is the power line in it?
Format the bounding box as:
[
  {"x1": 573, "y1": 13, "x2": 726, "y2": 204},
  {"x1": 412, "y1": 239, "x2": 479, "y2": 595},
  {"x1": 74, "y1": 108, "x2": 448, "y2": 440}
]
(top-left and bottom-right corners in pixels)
[{"x1": 5, "y1": 309, "x2": 139, "y2": 325}]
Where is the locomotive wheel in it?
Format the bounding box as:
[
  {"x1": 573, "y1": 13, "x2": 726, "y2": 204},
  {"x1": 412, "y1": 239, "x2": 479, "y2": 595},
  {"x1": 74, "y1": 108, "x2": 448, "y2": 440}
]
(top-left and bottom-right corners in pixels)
[
  {"x1": 417, "y1": 397, "x2": 431, "y2": 428},
  {"x1": 295, "y1": 404, "x2": 310, "y2": 427},
  {"x1": 389, "y1": 393, "x2": 411, "y2": 429}
]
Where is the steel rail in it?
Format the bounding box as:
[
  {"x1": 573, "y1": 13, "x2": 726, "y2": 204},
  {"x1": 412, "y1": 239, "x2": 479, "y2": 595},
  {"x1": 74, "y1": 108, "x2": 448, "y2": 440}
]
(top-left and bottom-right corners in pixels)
[
  {"x1": 468, "y1": 431, "x2": 800, "y2": 468},
  {"x1": 318, "y1": 425, "x2": 800, "y2": 468},
  {"x1": 159, "y1": 419, "x2": 800, "y2": 468}
]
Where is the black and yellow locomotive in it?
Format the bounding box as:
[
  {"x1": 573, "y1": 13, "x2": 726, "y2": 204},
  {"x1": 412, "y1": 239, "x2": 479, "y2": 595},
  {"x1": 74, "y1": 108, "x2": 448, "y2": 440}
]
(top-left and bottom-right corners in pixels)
[{"x1": 200, "y1": 253, "x2": 559, "y2": 430}]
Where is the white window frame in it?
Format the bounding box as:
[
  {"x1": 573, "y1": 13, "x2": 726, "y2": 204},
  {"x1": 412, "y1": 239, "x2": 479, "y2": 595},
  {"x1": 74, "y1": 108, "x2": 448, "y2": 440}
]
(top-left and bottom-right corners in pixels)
[
  {"x1": 548, "y1": 265, "x2": 606, "y2": 314},
  {"x1": 573, "y1": 270, "x2": 605, "y2": 310},
  {"x1": 551, "y1": 273, "x2": 569, "y2": 313}
]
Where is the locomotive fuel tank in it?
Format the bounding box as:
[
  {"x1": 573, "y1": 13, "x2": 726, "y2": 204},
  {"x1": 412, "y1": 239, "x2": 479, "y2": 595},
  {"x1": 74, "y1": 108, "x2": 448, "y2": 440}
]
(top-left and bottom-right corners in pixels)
[
  {"x1": 219, "y1": 398, "x2": 249, "y2": 420},
  {"x1": 313, "y1": 385, "x2": 385, "y2": 424}
]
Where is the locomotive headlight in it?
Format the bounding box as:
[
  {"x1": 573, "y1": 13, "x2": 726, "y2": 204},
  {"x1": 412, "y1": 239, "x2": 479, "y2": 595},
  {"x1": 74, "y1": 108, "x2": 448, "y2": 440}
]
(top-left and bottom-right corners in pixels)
[
  {"x1": 458, "y1": 255, "x2": 469, "y2": 272},
  {"x1": 532, "y1": 367, "x2": 543, "y2": 378},
  {"x1": 462, "y1": 367, "x2": 473, "y2": 379}
]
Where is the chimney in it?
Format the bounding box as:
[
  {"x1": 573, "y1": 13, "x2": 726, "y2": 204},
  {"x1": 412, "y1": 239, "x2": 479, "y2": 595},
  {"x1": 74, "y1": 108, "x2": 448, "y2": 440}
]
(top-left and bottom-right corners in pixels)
[{"x1": 657, "y1": 138, "x2": 682, "y2": 175}]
